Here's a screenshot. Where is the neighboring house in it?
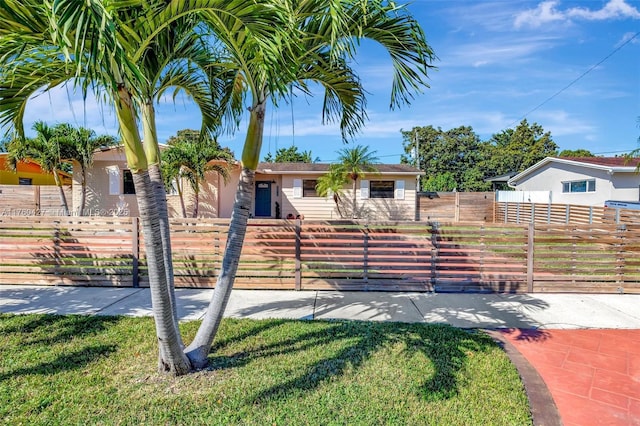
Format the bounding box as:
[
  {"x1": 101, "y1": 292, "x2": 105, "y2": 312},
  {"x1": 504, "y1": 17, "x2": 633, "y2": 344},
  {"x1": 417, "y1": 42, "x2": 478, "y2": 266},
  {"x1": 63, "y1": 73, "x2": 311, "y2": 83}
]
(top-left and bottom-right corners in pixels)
[
  {"x1": 79, "y1": 149, "x2": 423, "y2": 220},
  {"x1": 0, "y1": 153, "x2": 72, "y2": 185},
  {"x1": 508, "y1": 157, "x2": 640, "y2": 206}
]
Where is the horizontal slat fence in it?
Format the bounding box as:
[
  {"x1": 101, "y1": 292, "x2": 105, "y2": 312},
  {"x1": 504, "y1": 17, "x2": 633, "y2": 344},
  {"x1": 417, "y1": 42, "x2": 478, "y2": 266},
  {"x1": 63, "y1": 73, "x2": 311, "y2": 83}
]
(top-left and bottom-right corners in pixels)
[
  {"x1": 0, "y1": 185, "x2": 72, "y2": 216},
  {"x1": 495, "y1": 201, "x2": 640, "y2": 225},
  {"x1": 0, "y1": 216, "x2": 137, "y2": 286},
  {"x1": 1, "y1": 217, "x2": 639, "y2": 293},
  {"x1": 418, "y1": 192, "x2": 493, "y2": 222}
]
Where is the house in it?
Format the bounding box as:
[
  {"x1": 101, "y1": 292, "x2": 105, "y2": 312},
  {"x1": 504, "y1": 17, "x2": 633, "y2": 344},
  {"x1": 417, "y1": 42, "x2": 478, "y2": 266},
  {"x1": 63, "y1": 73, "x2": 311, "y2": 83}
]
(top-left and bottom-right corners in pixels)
[
  {"x1": 0, "y1": 153, "x2": 72, "y2": 185},
  {"x1": 507, "y1": 157, "x2": 640, "y2": 206},
  {"x1": 77, "y1": 147, "x2": 423, "y2": 220},
  {"x1": 254, "y1": 162, "x2": 423, "y2": 220}
]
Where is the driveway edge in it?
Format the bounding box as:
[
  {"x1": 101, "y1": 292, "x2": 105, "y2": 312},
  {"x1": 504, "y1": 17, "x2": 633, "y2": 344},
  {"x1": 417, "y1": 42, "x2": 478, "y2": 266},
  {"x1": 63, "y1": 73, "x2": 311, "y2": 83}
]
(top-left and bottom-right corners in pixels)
[{"x1": 484, "y1": 330, "x2": 562, "y2": 426}]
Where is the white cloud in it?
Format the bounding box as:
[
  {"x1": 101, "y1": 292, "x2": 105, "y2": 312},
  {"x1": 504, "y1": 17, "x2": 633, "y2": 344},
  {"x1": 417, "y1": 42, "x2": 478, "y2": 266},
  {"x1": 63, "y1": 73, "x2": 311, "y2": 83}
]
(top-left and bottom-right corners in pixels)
[
  {"x1": 567, "y1": 0, "x2": 640, "y2": 21},
  {"x1": 515, "y1": 0, "x2": 640, "y2": 28},
  {"x1": 617, "y1": 31, "x2": 640, "y2": 46},
  {"x1": 514, "y1": 1, "x2": 566, "y2": 28}
]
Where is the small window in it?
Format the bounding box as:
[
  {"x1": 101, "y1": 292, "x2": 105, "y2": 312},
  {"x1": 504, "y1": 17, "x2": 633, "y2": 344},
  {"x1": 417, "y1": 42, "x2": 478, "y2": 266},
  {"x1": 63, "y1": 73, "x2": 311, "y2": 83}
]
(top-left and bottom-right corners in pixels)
[
  {"x1": 370, "y1": 181, "x2": 394, "y2": 198},
  {"x1": 562, "y1": 179, "x2": 595, "y2": 193},
  {"x1": 123, "y1": 170, "x2": 136, "y2": 195},
  {"x1": 18, "y1": 177, "x2": 32, "y2": 185},
  {"x1": 303, "y1": 180, "x2": 318, "y2": 197}
]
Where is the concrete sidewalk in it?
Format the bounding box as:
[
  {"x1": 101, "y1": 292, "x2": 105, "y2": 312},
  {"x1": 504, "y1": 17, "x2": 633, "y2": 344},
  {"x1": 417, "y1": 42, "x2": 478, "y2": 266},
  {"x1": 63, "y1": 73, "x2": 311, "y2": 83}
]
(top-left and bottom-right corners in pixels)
[{"x1": 1, "y1": 285, "x2": 639, "y2": 329}]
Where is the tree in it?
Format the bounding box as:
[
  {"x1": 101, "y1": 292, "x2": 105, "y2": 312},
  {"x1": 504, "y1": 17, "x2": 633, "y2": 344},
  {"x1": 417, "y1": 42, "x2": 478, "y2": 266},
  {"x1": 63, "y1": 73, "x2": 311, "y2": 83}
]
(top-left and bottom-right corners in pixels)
[
  {"x1": 183, "y1": 1, "x2": 435, "y2": 369},
  {"x1": 316, "y1": 165, "x2": 349, "y2": 218},
  {"x1": 0, "y1": 0, "x2": 255, "y2": 375},
  {"x1": 329, "y1": 145, "x2": 379, "y2": 218},
  {"x1": 486, "y1": 119, "x2": 558, "y2": 176},
  {"x1": 7, "y1": 121, "x2": 72, "y2": 214},
  {"x1": 558, "y1": 149, "x2": 595, "y2": 157},
  {"x1": 263, "y1": 145, "x2": 316, "y2": 163},
  {"x1": 162, "y1": 129, "x2": 233, "y2": 218},
  {"x1": 401, "y1": 125, "x2": 489, "y2": 191},
  {"x1": 56, "y1": 124, "x2": 118, "y2": 215}
]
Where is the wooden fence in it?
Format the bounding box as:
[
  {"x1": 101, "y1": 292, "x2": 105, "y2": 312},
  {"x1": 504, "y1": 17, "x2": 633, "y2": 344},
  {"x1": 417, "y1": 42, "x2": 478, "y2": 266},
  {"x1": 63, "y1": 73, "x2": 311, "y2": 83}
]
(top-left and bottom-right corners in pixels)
[
  {"x1": 1, "y1": 217, "x2": 639, "y2": 293},
  {"x1": 495, "y1": 201, "x2": 640, "y2": 225},
  {"x1": 0, "y1": 185, "x2": 73, "y2": 216},
  {"x1": 418, "y1": 192, "x2": 494, "y2": 222}
]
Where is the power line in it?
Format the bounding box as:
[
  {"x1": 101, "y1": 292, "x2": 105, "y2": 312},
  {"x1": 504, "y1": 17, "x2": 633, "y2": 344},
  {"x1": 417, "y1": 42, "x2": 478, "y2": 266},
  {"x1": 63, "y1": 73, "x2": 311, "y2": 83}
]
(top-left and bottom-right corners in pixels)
[{"x1": 506, "y1": 31, "x2": 640, "y2": 129}]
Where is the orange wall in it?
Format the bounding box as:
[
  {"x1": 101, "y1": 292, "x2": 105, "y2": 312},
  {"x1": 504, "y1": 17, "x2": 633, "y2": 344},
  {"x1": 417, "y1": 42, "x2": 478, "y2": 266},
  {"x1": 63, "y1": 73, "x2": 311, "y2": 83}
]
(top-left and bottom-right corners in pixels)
[{"x1": 0, "y1": 156, "x2": 72, "y2": 185}]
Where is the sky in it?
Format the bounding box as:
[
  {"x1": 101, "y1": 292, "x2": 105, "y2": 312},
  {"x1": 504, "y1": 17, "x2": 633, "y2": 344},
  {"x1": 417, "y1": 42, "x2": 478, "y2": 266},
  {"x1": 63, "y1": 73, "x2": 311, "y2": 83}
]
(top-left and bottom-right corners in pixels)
[{"x1": 20, "y1": 0, "x2": 640, "y2": 164}]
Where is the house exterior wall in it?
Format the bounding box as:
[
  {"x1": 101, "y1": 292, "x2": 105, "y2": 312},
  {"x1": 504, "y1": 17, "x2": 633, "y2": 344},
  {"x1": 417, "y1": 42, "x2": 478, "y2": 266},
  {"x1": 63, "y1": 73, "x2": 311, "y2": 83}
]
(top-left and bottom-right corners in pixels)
[
  {"x1": 0, "y1": 156, "x2": 71, "y2": 185},
  {"x1": 74, "y1": 149, "x2": 139, "y2": 216},
  {"x1": 511, "y1": 162, "x2": 640, "y2": 206},
  {"x1": 275, "y1": 173, "x2": 417, "y2": 220}
]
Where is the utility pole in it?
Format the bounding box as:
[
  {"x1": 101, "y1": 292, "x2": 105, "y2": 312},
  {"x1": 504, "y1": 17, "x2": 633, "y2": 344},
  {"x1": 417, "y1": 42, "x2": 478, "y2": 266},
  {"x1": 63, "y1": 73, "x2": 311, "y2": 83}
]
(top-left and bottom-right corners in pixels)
[{"x1": 414, "y1": 129, "x2": 420, "y2": 192}]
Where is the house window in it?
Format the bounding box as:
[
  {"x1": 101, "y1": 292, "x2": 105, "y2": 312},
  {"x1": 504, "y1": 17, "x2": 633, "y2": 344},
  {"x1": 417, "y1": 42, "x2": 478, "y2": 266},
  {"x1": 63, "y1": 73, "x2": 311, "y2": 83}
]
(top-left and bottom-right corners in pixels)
[
  {"x1": 123, "y1": 170, "x2": 136, "y2": 195},
  {"x1": 562, "y1": 179, "x2": 595, "y2": 193},
  {"x1": 303, "y1": 180, "x2": 318, "y2": 197},
  {"x1": 18, "y1": 177, "x2": 32, "y2": 185},
  {"x1": 370, "y1": 181, "x2": 394, "y2": 198}
]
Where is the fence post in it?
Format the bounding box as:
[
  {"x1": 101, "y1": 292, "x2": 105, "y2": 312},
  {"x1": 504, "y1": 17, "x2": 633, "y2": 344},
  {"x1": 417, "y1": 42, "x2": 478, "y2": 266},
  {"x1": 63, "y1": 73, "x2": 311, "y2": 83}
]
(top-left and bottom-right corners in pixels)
[
  {"x1": 363, "y1": 224, "x2": 369, "y2": 288},
  {"x1": 616, "y1": 224, "x2": 626, "y2": 293},
  {"x1": 531, "y1": 203, "x2": 536, "y2": 223},
  {"x1": 527, "y1": 223, "x2": 534, "y2": 292},
  {"x1": 454, "y1": 192, "x2": 460, "y2": 222},
  {"x1": 430, "y1": 222, "x2": 439, "y2": 290},
  {"x1": 565, "y1": 205, "x2": 570, "y2": 224},
  {"x1": 295, "y1": 219, "x2": 301, "y2": 290},
  {"x1": 34, "y1": 186, "x2": 41, "y2": 215},
  {"x1": 132, "y1": 217, "x2": 139, "y2": 288}
]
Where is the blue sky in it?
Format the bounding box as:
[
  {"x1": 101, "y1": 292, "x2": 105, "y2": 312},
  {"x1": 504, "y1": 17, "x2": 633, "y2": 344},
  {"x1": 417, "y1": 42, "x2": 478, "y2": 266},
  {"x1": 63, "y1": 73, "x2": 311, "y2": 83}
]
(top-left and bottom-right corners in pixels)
[{"x1": 22, "y1": 0, "x2": 640, "y2": 164}]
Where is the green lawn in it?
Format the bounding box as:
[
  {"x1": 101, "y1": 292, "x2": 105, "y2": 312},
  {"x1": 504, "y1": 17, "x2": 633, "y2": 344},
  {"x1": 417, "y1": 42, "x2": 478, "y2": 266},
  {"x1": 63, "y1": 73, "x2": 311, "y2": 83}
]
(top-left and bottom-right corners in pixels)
[{"x1": 0, "y1": 314, "x2": 531, "y2": 425}]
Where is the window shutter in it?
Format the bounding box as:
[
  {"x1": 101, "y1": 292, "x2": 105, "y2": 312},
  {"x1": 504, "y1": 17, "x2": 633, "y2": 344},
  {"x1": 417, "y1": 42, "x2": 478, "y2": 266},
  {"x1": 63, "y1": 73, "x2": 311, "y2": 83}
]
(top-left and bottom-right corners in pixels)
[
  {"x1": 293, "y1": 179, "x2": 302, "y2": 198},
  {"x1": 395, "y1": 180, "x2": 405, "y2": 200},
  {"x1": 107, "y1": 166, "x2": 121, "y2": 195},
  {"x1": 360, "y1": 180, "x2": 369, "y2": 199}
]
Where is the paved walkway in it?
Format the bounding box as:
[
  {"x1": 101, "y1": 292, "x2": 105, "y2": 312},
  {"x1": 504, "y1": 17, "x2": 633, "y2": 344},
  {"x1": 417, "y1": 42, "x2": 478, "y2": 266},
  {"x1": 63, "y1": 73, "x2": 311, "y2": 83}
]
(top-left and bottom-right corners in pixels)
[{"x1": 1, "y1": 285, "x2": 639, "y2": 425}]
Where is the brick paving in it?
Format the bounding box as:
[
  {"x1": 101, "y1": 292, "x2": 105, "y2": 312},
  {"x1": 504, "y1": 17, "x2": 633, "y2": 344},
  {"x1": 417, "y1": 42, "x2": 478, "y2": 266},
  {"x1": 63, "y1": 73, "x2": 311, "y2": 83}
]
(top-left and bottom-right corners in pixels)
[{"x1": 500, "y1": 329, "x2": 640, "y2": 426}]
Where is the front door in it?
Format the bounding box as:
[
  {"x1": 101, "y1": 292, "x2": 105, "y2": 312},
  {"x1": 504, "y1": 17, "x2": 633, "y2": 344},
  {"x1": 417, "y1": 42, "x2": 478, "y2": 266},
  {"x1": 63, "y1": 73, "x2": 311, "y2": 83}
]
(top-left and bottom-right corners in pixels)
[{"x1": 255, "y1": 181, "x2": 271, "y2": 217}]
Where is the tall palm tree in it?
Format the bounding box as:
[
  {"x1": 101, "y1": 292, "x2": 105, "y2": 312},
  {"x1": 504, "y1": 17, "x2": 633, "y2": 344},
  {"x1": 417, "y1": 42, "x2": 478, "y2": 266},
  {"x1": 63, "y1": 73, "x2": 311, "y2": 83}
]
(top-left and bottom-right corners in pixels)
[
  {"x1": 332, "y1": 145, "x2": 379, "y2": 218},
  {"x1": 184, "y1": 0, "x2": 436, "y2": 368},
  {"x1": 7, "y1": 121, "x2": 72, "y2": 215}
]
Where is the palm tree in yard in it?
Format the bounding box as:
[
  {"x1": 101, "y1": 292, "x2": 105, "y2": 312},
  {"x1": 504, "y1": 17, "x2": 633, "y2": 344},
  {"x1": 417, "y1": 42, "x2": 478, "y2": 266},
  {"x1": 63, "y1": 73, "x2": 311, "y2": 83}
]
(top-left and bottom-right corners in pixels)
[
  {"x1": 332, "y1": 145, "x2": 379, "y2": 218},
  {"x1": 0, "y1": 0, "x2": 435, "y2": 374},
  {"x1": 162, "y1": 130, "x2": 233, "y2": 218},
  {"x1": 7, "y1": 121, "x2": 72, "y2": 215},
  {"x1": 184, "y1": 1, "x2": 436, "y2": 368},
  {"x1": 57, "y1": 124, "x2": 118, "y2": 216},
  {"x1": 316, "y1": 165, "x2": 349, "y2": 218}
]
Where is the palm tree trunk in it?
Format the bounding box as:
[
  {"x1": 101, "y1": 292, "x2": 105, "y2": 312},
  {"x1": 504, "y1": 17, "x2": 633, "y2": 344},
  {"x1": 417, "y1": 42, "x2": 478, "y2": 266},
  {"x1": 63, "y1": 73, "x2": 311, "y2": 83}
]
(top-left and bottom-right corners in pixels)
[
  {"x1": 52, "y1": 168, "x2": 69, "y2": 216},
  {"x1": 148, "y1": 164, "x2": 183, "y2": 349},
  {"x1": 351, "y1": 179, "x2": 357, "y2": 219},
  {"x1": 185, "y1": 167, "x2": 254, "y2": 368},
  {"x1": 184, "y1": 99, "x2": 266, "y2": 368},
  {"x1": 132, "y1": 169, "x2": 191, "y2": 375},
  {"x1": 114, "y1": 83, "x2": 188, "y2": 373},
  {"x1": 177, "y1": 179, "x2": 187, "y2": 219},
  {"x1": 79, "y1": 166, "x2": 87, "y2": 216},
  {"x1": 192, "y1": 186, "x2": 200, "y2": 218}
]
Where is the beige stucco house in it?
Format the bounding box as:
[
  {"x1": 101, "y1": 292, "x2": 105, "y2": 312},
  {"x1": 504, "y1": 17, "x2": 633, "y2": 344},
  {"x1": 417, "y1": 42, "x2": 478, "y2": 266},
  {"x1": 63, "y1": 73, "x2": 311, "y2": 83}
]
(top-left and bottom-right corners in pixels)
[
  {"x1": 76, "y1": 146, "x2": 423, "y2": 220},
  {"x1": 508, "y1": 157, "x2": 640, "y2": 206}
]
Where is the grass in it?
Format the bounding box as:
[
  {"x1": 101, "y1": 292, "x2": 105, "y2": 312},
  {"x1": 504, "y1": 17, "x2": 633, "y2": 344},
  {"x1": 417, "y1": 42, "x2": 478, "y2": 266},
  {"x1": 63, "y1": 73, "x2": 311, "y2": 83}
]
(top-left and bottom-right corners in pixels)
[{"x1": 0, "y1": 314, "x2": 531, "y2": 425}]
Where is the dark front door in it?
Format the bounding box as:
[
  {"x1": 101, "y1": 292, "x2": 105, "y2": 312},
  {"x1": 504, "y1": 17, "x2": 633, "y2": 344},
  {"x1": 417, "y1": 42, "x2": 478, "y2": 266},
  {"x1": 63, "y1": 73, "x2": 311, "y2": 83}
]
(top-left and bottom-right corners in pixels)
[{"x1": 255, "y1": 181, "x2": 272, "y2": 217}]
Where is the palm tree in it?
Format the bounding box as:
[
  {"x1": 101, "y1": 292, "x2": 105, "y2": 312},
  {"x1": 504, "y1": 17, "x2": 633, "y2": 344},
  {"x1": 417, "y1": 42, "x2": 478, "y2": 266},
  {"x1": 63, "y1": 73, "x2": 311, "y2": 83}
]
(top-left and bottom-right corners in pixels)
[
  {"x1": 7, "y1": 121, "x2": 72, "y2": 215},
  {"x1": 184, "y1": 0, "x2": 436, "y2": 368},
  {"x1": 162, "y1": 130, "x2": 233, "y2": 218},
  {"x1": 316, "y1": 165, "x2": 348, "y2": 218},
  {"x1": 56, "y1": 124, "x2": 117, "y2": 216},
  {"x1": 331, "y1": 145, "x2": 379, "y2": 218},
  {"x1": 0, "y1": 0, "x2": 261, "y2": 375}
]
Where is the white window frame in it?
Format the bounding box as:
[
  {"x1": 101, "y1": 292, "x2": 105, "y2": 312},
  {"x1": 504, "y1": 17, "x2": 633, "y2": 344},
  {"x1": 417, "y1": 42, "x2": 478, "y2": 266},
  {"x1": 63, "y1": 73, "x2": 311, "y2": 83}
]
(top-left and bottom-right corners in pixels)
[{"x1": 562, "y1": 179, "x2": 596, "y2": 193}]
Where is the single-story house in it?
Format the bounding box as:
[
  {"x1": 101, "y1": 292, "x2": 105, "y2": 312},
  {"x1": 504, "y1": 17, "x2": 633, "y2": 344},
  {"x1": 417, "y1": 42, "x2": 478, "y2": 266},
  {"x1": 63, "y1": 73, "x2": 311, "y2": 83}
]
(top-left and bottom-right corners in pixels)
[
  {"x1": 76, "y1": 146, "x2": 423, "y2": 220},
  {"x1": 0, "y1": 153, "x2": 72, "y2": 185},
  {"x1": 507, "y1": 156, "x2": 640, "y2": 206}
]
